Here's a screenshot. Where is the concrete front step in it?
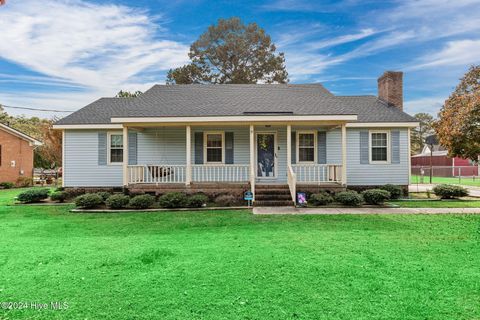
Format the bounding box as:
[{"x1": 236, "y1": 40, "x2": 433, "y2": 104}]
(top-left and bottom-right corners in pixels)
[
  {"x1": 254, "y1": 200, "x2": 294, "y2": 207},
  {"x1": 255, "y1": 189, "x2": 291, "y2": 196}
]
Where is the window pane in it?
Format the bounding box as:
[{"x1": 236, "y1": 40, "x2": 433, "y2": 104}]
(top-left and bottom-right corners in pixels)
[
  {"x1": 207, "y1": 148, "x2": 222, "y2": 162},
  {"x1": 371, "y1": 133, "x2": 387, "y2": 147},
  {"x1": 299, "y1": 133, "x2": 314, "y2": 147},
  {"x1": 110, "y1": 149, "x2": 123, "y2": 163},
  {"x1": 111, "y1": 135, "x2": 123, "y2": 148},
  {"x1": 207, "y1": 134, "x2": 222, "y2": 148},
  {"x1": 299, "y1": 147, "x2": 315, "y2": 162},
  {"x1": 372, "y1": 147, "x2": 387, "y2": 161}
]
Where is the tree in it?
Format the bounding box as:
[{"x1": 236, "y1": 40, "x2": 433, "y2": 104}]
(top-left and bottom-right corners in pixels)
[
  {"x1": 167, "y1": 17, "x2": 288, "y2": 84},
  {"x1": 35, "y1": 120, "x2": 62, "y2": 168},
  {"x1": 116, "y1": 90, "x2": 142, "y2": 98},
  {"x1": 435, "y1": 65, "x2": 480, "y2": 162},
  {"x1": 411, "y1": 112, "x2": 435, "y2": 154}
]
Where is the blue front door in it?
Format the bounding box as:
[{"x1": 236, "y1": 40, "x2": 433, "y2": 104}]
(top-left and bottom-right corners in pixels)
[{"x1": 257, "y1": 133, "x2": 276, "y2": 178}]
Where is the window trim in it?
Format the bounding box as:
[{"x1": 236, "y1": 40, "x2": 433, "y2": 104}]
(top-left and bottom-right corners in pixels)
[
  {"x1": 203, "y1": 131, "x2": 225, "y2": 164},
  {"x1": 296, "y1": 130, "x2": 317, "y2": 164},
  {"x1": 369, "y1": 130, "x2": 390, "y2": 164},
  {"x1": 107, "y1": 131, "x2": 124, "y2": 165}
]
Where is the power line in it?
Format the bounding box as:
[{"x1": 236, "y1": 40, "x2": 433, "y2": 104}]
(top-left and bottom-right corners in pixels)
[{"x1": 1, "y1": 104, "x2": 73, "y2": 113}]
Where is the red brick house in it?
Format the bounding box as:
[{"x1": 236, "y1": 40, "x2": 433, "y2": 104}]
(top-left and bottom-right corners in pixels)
[{"x1": 0, "y1": 123, "x2": 42, "y2": 184}]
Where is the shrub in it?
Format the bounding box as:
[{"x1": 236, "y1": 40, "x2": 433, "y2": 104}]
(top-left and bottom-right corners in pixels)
[
  {"x1": 0, "y1": 182, "x2": 15, "y2": 189},
  {"x1": 214, "y1": 194, "x2": 237, "y2": 207},
  {"x1": 187, "y1": 194, "x2": 209, "y2": 208},
  {"x1": 380, "y1": 184, "x2": 403, "y2": 199},
  {"x1": 50, "y1": 191, "x2": 67, "y2": 203},
  {"x1": 309, "y1": 192, "x2": 334, "y2": 206},
  {"x1": 433, "y1": 184, "x2": 469, "y2": 199},
  {"x1": 105, "y1": 194, "x2": 130, "y2": 209},
  {"x1": 63, "y1": 188, "x2": 85, "y2": 200},
  {"x1": 95, "y1": 191, "x2": 112, "y2": 201},
  {"x1": 335, "y1": 191, "x2": 363, "y2": 206},
  {"x1": 129, "y1": 194, "x2": 155, "y2": 209},
  {"x1": 158, "y1": 192, "x2": 187, "y2": 208},
  {"x1": 16, "y1": 177, "x2": 33, "y2": 187},
  {"x1": 74, "y1": 193, "x2": 104, "y2": 209},
  {"x1": 17, "y1": 188, "x2": 50, "y2": 203},
  {"x1": 362, "y1": 189, "x2": 391, "y2": 205}
]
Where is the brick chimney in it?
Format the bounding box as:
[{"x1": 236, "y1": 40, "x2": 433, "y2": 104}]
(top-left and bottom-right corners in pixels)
[{"x1": 378, "y1": 71, "x2": 403, "y2": 110}]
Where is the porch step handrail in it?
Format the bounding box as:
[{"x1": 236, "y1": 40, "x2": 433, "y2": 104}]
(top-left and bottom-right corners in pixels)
[
  {"x1": 287, "y1": 165, "x2": 297, "y2": 205},
  {"x1": 292, "y1": 164, "x2": 342, "y2": 183},
  {"x1": 191, "y1": 164, "x2": 250, "y2": 183}
]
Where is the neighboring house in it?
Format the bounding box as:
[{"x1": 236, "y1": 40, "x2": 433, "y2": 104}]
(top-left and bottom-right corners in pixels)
[
  {"x1": 0, "y1": 123, "x2": 42, "y2": 183},
  {"x1": 53, "y1": 71, "x2": 418, "y2": 205},
  {"x1": 411, "y1": 135, "x2": 479, "y2": 177}
]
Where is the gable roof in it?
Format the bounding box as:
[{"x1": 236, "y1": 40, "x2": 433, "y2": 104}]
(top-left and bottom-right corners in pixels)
[
  {"x1": 0, "y1": 123, "x2": 43, "y2": 146},
  {"x1": 55, "y1": 84, "x2": 417, "y2": 125}
]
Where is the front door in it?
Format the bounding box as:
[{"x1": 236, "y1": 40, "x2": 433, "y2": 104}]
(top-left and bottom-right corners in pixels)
[{"x1": 256, "y1": 133, "x2": 276, "y2": 178}]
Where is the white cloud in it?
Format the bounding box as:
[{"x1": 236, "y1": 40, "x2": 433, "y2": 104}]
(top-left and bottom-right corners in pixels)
[
  {"x1": 0, "y1": 0, "x2": 189, "y2": 114},
  {"x1": 404, "y1": 97, "x2": 446, "y2": 116},
  {"x1": 409, "y1": 39, "x2": 480, "y2": 70}
]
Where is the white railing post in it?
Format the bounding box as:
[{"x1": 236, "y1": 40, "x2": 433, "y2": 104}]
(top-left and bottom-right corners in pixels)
[
  {"x1": 249, "y1": 125, "x2": 255, "y2": 201},
  {"x1": 341, "y1": 124, "x2": 347, "y2": 186},
  {"x1": 123, "y1": 126, "x2": 129, "y2": 186},
  {"x1": 186, "y1": 125, "x2": 192, "y2": 186}
]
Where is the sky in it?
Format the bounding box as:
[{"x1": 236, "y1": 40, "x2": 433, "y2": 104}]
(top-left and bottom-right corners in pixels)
[{"x1": 0, "y1": 0, "x2": 479, "y2": 119}]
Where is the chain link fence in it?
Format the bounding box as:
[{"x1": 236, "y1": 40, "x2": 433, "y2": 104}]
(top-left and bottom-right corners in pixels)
[{"x1": 411, "y1": 166, "x2": 480, "y2": 186}]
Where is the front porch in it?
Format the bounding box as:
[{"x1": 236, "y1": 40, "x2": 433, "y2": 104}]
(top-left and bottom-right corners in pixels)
[{"x1": 120, "y1": 122, "x2": 348, "y2": 204}]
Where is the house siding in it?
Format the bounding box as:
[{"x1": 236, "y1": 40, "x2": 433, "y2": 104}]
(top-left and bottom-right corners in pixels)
[
  {"x1": 346, "y1": 128, "x2": 409, "y2": 185},
  {"x1": 63, "y1": 126, "x2": 410, "y2": 187},
  {"x1": 64, "y1": 130, "x2": 123, "y2": 187}
]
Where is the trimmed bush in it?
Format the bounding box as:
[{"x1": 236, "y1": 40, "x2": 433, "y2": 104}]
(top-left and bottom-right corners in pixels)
[
  {"x1": 335, "y1": 191, "x2": 363, "y2": 206},
  {"x1": 433, "y1": 184, "x2": 469, "y2": 199},
  {"x1": 75, "y1": 193, "x2": 103, "y2": 209},
  {"x1": 362, "y1": 189, "x2": 391, "y2": 205},
  {"x1": 0, "y1": 182, "x2": 15, "y2": 189},
  {"x1": 214, "y1": 194, "x2": 237, "y2": 207},
  {"x1": 16, "y1": 177, "x2": 33, "y2": 187},
  {"x1": 17, "y1": 188, "x2": 50, "y2": 203},
  {"x1": 105, "y1": 194, "x2": 130, "y2": 209},
  {"x1": 50, "y1": 191, "x2": 67, "y2": 203},
  {"x1": 129, "y1": 194, "x2": 155, "y2": 209},
  {"x1": 187, "y1": 194, "x2": 209, "y2": 208},
  {"x1": 380, "y1": 184, "x2": 403, "y2": 199},
  {"x1": 96, "y1": 191, "x2": 112, "y2": 201},
  {"x1": 309, "y1": 192, "x2": 334, "y2": 206},
  {"x1": 158, "y1": 192, "x2": 188, "y2": 208}
]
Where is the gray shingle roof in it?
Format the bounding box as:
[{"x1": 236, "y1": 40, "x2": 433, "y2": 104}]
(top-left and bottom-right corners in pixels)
[{"x1": 55, "y1": 84, "x2": 416, "y2": 125}]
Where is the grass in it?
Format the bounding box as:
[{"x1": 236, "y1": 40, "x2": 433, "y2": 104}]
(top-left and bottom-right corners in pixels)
[
  {"x1": 411, "y1": 174, "x2": 480, "y2": 187},
  {"x1": 1, "y1": 190, "x2": 480, "y2": 319},
  {"x1": 390, "y1": 199, "x2": 480, "y2": 208}
]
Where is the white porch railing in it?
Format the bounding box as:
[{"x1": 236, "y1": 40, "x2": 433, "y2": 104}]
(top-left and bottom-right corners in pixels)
[
  {"x1": 192, "y1": 164, "x2": 250, "y2": 182},
  {"x1": 128, "y1": 165, "x2": 186, "y2": 184},
  {"x1": 287, "y1": 165, "x2": 297, "y2": 204},
  {"x1": 292, "y1": 164, "x2": 342, "y2": 183}
]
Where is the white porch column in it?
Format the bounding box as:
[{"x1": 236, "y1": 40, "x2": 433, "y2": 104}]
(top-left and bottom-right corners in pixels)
[
  {"x1": 249, "y1": 125, "x2": 255, "y2": 200},
  {"x1": 341, "y1": 124, "x2": 347, "y2": 185},
  {"x1": 122, "y1": 126, "x2": 129, "y2": 187},
  {"x1": 186, "y1": 125, "x2": 192, "y2": 185},
  {"x1": 287, "y1": 124, "x2": 292, "y2": 167}
]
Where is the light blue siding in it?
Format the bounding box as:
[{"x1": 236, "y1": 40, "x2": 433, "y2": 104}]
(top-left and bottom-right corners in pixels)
[
  {"x1": 346, "y1": 128, "x2": 409, "y2": 185},
  {"x1": 64, "y1": 130, "x2": 123, "y2": 187},
  {"x1": 64, "y1": 126, "x2": 410, "y2": 187}
]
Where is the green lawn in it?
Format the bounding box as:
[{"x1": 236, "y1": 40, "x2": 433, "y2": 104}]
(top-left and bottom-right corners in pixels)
[
  {"x1": 390, "y1": 199, "x2": 480, "y2": 208},
  {"x1": 1, "y1": 190, "x2": 480, "y2": 319},
  {"x1": 411, "y1": 174, "x2": 480, "y2": 187}
]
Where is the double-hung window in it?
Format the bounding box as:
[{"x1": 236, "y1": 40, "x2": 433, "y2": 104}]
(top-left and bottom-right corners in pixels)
[
  {"x1": 370, "y1": 131, "x2": 389, "y2": 163},
  {"x1": 108, "y1": 133, "x2": 123, "y2": 164},
  {"x1": 297, "y1": 131, "x2": 316, "y2": 163},
  {"x1": 204, "y1": 132, "x2": 224, "y2": 163}
]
